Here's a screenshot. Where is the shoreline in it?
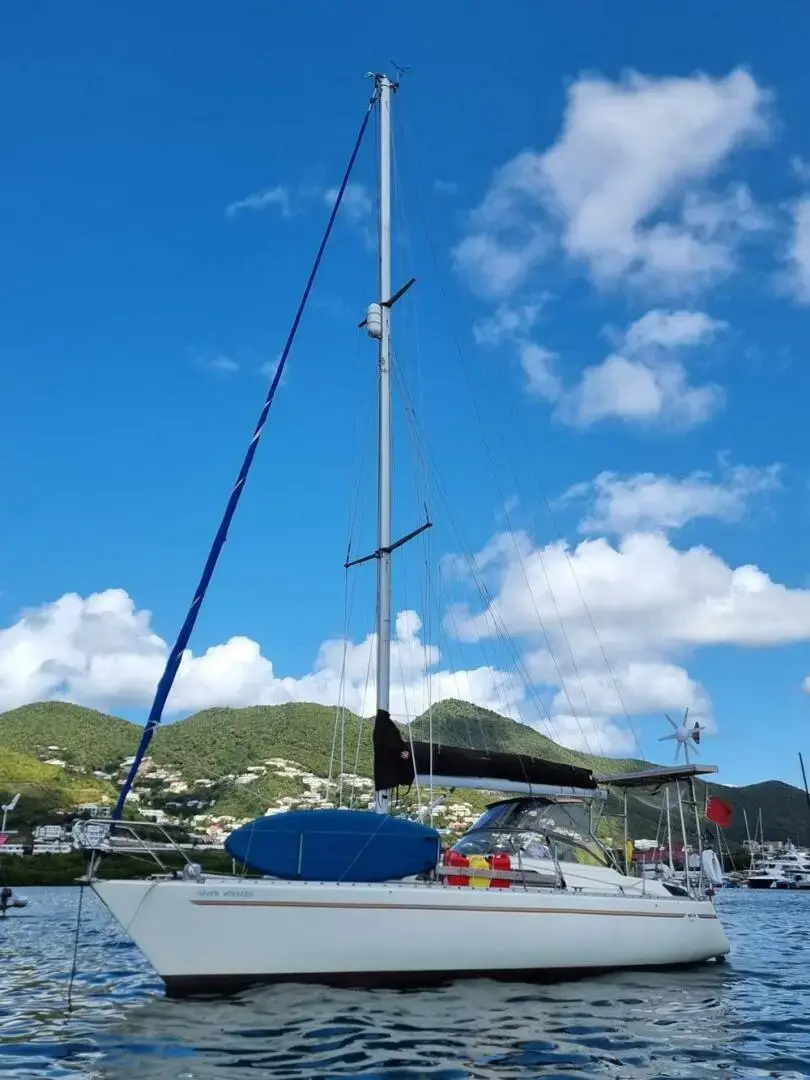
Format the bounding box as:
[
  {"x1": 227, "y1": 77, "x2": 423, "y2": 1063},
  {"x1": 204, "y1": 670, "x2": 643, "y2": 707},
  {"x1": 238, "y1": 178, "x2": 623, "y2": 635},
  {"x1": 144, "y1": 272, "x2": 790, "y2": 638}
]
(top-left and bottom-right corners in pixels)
[{"x1": 0, "y1": 850, "x2": 242, "y2": 887}]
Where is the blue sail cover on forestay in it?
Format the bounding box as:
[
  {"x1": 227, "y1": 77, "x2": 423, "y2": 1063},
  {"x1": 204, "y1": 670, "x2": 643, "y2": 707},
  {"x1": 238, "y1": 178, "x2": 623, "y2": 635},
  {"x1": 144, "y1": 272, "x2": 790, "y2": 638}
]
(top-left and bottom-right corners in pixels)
[{"x1": 225, "y1": 809, "x2": 441, "y2": 882}]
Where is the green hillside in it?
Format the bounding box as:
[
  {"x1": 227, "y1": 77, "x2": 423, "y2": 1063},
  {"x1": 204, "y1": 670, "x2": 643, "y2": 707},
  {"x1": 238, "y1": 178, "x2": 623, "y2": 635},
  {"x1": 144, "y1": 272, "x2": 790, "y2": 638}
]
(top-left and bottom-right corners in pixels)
[
  {"x1": 0, "y1": 698, "x2": 808, "y2": 847},
  {"x1": 0, "y1": 746, "x2": 116, "y2": 826},
  {"x1": 0, "y1": 702, "x2": 139, "y2": 771},
  {"x1": 712, "y1": 780, "x2": 810, "y2": 849},
  {"x1": 0, "y1": 697, "x2": 647, "y2": 784},
  {"x1": 409, "y1": 699, "x2": 644, "y2": 774},
  {"x1": 151, "y1": 703, "x2": 372, "y2": 780}
]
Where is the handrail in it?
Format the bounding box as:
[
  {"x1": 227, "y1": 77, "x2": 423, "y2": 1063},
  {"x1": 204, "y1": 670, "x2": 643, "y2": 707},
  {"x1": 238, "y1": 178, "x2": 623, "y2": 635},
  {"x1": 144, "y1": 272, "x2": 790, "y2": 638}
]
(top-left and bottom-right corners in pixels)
[{"x1": 75, "y1": 817, "x2": 215, "y2": 876}]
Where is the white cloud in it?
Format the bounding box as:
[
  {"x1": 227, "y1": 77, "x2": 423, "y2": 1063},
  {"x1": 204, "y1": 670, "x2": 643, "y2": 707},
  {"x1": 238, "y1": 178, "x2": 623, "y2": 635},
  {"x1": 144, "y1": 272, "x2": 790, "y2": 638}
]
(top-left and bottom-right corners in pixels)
[
  {"x1": 318, "y1": 181, "x2": 374, "y2": 250},
  {"x1": 6, "y1": 525, "x2": 806, "y2": 763},
  {"x1": 538, "y1": 660, "x2": 713, "y2": 755},
  {"x1": 453, "y1": 151, "x2": 551, "y2": 297},
  {"x1": 551, "y1": 661, "x2": 710, "y2": 722},
  {"x1": 519, "y1": 344, "x2": 563, "y2": 401},
  {"x1": 680, "y1": 183, "x2": 769, "y2": 242},
  {"x1": 561, "y1": 308, "x2": 725, "y2": 428},
  {"x1": 454, "y1": 228, "x2": 549, "y2": 299},
  {"x1": 783, "y1": 195, "x2": 810, "y2": 304},
  {"x1": 473, "y1": 303, "x2": 725, "y2": 428},
  {"x1": 537, "y1": 69, "x2": 770, "y2": 292},
  {"x1": 0, "y1": 590, "x2": 523, "y2": 726},
  {"x1": 522, "y1": 643, "x2": 711, "y2": 754},
  {"x1": 566, "y1": 460, "x2": 781, "y2": 535},
  {"x1": 259, "y1": 354, "x2": 288, "y2": 385},
  {"x1": 473, "y1": 297, "x2": 547, "y2": 346},
  {"x1": 203, "y1": 355, "x2": 240, "y2": 374},
  {"x1": 451, "y1": 530, "x2": 810, "y2": 662},
  {"x1": 323, "y1": 182, "x2": 372, "y2": 224},
  {"x1": 621, "y1": 309, "x2": 726, "y2": 351},
  {"x1": 0, "y1": 581, "x2": 721, "y2": 760},
  {"x1": 454, "y1": 68, "x2": 770, "y2": 297},
  {"x1": 225, "y1": 186, "x2": 291, "y2": 219},
  {"x1": 542, "y1": 714, "x2": 638, "y2": 756},
  {"x1": 470, "y1": 297, "x2": 556, "y2": 400},
  {"x1": 224, "y1": 181, "x2": 372, "y2": 234},
  {"x1": 447, "y1": 527, "x2": 810, "y2": 753},
  {"x1": 496, "y1": 309, "x2": 723, "y2": 429},
  {"x1": 562, "y1": 352, "x2": 720, "y2": 429}
]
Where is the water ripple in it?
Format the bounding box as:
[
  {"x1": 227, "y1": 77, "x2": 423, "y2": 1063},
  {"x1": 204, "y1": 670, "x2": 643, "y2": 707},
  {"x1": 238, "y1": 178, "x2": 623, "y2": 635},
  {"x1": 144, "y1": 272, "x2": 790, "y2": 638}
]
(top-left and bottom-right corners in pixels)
[{"x1": 2, "y1": 887, "x2": 810, "y2": 1078}]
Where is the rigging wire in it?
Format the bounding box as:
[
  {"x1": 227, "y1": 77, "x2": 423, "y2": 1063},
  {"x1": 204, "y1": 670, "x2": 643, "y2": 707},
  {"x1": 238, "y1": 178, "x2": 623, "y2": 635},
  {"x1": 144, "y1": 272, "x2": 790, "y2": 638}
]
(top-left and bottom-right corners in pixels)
[
  {"x1": 404, "y1": 236, "x2": 602, "y2": 756},
  {"x1": 393, "y1": 361, "x2": 511, "y2": 746},
  {"x1": 390, "y1": 491, "x2": 423, "y2": 816},
  {"x1": 392, "y1": 112, "x2": 643, "y2": 760},
  {"x1": 349, "y1": 632, "x2": 376, "y2": 809},
  {"x1": 393, "y1": 176, "x2": 441, "y2": 803},
  {"x1": 532, "y1": 489, "x2": 646, "y2": 757},
  {"x1": 392, "y1": 357, "x2": 562, "y2": 744},
  {"x1": 398, "y1": 108, "x2": 645, "y2": 759},
  {"x1": 329, "y1": 329, "x2": 377, "y2": 803},
  {"x1": 66, "y1": 884, "x2": 85, "y2": 1012},
  {"x1": 114, "y1": 85, "x2": 381, "y2": 819},
  {"x1": 386, "y1": 130, "x2": 428, "y2": 815},
  {"x1": 384, "y1": 128, "x2": 520, "y2": 752},
  {"x1": 424, "y1": 517, "x2": 435, "y2": 818},
  {"x1": 393, "y1": 334, "x2": 596, "y2": 803},
  {"x1": 482, "y1": 398, "x2": 646, "y2": 758},
  {"x1": 328, "y1": 338, "x2": 380, "y2": 811}
]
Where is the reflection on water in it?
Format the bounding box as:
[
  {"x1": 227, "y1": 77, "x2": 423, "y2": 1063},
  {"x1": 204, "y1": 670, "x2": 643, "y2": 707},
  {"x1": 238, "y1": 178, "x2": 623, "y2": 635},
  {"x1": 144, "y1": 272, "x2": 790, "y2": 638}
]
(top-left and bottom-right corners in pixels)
[{"x1": 2, "y1": 887, "x2": 810, "y2": 1078}]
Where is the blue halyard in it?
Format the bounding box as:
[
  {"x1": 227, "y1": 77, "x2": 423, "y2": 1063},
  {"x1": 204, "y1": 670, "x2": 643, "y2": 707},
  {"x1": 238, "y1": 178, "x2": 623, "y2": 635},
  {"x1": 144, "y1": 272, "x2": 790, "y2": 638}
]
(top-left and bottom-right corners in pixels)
[{"x1": 113, "y1": 86, "x2": 380, "y2": 819}]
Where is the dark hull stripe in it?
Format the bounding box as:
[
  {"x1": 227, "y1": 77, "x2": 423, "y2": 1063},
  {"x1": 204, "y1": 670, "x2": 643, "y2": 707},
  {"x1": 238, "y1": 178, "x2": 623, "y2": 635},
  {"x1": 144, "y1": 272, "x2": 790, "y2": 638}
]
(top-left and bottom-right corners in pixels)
[
  {"x1": 190, "y1": 898, "x2": 717, "y2": 920},
  {"x1": 163, "y1": 957, "x2": 728, "y2": 999}
]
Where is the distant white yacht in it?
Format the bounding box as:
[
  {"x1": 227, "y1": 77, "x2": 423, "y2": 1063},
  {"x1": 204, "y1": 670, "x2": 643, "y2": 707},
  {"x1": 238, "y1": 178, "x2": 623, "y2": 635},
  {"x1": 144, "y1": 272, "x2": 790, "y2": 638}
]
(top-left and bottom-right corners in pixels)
[{"x1": 747, "y1": 843, "x2": 810, "y2": 889}]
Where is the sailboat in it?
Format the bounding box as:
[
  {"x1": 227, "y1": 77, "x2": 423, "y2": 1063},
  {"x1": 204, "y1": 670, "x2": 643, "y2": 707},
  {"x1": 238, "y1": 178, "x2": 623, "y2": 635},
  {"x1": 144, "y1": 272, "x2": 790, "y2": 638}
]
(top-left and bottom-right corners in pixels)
[{"x1": 86, "y1": 72, "x2": 730, "y2": 995}]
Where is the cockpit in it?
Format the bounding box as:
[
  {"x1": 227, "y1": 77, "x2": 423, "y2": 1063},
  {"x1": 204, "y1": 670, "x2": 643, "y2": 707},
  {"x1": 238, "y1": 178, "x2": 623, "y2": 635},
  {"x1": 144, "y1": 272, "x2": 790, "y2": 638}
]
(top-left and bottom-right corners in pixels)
[{"x1": 450, "y1": 795, "x2": 611, "y2": 869}]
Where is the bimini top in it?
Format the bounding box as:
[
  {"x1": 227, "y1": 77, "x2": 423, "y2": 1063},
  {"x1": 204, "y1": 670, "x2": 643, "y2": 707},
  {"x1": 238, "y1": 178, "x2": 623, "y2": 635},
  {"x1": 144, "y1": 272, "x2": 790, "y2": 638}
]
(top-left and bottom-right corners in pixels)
[
  {"x1": 373, "y1": 709, "x2": 598, "y2": 796},
  {"x1": 594, "y1": 763, "x2": 718, "y2": 789}
]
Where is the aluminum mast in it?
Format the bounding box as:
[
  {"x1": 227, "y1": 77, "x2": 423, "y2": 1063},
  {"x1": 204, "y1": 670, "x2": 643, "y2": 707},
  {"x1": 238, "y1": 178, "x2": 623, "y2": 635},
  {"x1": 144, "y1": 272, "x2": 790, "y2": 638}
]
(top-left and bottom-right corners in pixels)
[{"x1": 370, "y1": 73, "x2": 395, "y2": 813}]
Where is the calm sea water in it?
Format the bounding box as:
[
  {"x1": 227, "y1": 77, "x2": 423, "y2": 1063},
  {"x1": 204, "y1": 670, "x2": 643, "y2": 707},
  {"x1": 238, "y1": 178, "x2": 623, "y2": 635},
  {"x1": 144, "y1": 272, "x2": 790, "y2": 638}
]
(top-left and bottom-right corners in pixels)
[{"x1": 1, "y1": 887, "x2": 810, "y2": 1079}]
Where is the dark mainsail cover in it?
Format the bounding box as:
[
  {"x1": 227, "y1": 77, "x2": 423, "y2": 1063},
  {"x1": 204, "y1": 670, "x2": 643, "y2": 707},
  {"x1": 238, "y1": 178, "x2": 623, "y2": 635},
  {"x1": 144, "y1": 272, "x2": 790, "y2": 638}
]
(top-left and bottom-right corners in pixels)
[{"x1": 373, "y1": 709, "x2": 597, "y2": 793}]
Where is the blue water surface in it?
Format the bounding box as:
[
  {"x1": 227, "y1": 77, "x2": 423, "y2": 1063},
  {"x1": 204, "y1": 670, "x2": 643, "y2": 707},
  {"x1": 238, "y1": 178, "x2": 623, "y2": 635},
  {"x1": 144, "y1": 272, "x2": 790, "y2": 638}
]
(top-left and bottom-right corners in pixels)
[{"x1": 1, "y1": 887, "x2": 809, "y2": 1079}]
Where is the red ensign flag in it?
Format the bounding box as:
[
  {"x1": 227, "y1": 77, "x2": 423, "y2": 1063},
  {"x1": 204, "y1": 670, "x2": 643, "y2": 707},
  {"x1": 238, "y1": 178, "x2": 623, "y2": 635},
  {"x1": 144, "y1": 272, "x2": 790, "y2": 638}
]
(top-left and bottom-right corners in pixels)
[{"x1": 706, "y1": 796, "x2": 733, "y2": 828}]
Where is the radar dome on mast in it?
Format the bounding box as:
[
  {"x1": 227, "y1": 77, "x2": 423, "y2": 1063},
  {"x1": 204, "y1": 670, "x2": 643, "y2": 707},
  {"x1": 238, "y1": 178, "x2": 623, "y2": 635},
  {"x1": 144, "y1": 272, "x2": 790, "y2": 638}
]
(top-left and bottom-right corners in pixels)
[{"x1": 365, "y1": 303, "x2": 382, "y2": 339}]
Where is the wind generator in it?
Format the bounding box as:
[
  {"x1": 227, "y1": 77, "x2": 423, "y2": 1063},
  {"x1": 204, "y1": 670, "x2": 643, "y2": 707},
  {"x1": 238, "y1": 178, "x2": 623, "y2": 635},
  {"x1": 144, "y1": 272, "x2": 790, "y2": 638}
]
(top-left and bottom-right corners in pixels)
[{"x1": 659, "y1": 709, "x2": 705, "y2": 764}]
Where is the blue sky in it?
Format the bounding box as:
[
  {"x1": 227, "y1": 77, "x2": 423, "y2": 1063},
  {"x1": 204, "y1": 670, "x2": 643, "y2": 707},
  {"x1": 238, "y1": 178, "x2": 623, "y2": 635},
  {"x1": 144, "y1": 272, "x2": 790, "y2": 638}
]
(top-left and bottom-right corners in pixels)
[{"x1": 2, "y1": 1, "x2": 810, "y2": 788}]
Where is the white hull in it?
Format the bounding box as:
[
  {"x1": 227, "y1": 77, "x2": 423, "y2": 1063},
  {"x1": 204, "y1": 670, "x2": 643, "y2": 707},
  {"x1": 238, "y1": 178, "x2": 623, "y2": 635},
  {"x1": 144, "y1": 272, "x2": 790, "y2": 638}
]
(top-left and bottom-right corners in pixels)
[
  {"x1": 748, "y1": 875, "x2": 810, "y2": 889},
  {"x1": 92, "y1": 875, "x2": 729, "y2": 995}
]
